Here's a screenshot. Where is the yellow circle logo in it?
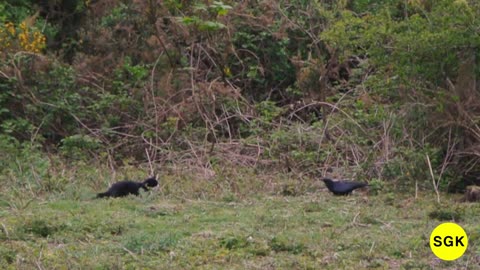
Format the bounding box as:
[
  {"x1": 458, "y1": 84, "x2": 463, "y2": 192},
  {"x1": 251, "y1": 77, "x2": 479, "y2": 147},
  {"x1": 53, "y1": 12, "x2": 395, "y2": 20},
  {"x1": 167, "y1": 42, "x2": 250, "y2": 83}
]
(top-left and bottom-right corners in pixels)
[{"x1": 430, "y1": 222, "x2": 468, "y2": 261}]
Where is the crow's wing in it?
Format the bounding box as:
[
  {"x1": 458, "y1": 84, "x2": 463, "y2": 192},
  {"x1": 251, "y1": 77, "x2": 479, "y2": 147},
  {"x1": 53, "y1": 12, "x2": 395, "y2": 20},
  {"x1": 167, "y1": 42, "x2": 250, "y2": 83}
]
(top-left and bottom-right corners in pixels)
[{"x1": 334, "y1": 181, "x2": 367, "y2": 193}]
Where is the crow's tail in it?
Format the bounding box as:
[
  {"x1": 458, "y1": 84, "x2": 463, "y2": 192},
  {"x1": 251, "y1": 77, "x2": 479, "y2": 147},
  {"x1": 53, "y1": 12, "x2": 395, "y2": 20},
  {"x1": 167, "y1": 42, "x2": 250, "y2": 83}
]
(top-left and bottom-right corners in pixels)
[{"x1": 357, "y1": 183, "x2": 368, "y2": 188}]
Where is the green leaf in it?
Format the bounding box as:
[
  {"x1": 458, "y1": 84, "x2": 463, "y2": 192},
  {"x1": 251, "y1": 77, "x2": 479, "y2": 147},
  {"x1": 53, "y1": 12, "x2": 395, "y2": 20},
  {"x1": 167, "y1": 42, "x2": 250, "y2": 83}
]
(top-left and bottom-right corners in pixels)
[{"x1": 198, "y1": 21, "x2": 225, "y2": 31}]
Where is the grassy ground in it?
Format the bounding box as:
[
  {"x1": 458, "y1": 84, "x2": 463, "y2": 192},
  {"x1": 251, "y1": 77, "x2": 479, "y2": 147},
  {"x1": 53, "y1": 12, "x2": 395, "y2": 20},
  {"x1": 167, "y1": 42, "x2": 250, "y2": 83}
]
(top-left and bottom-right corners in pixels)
[{"x1": 0, "y1": 180, "x2": 479, "y2": 269}]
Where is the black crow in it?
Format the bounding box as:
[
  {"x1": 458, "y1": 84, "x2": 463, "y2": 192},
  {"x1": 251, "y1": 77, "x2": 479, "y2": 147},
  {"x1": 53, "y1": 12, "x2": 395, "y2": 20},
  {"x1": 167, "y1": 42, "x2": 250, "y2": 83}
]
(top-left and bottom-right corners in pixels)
[
  {"x1": 321, "y1": 178, "x2": 368, "y2": 196},
  {"x1": 97, "y1": 177, "x2": 158, "y2": 198}
]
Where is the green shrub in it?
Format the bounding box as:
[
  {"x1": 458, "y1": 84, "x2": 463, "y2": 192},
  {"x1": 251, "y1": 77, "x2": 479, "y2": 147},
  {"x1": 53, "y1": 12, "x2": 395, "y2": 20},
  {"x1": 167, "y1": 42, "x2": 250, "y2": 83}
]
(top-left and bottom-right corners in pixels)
[
  {"x1": 19, "y1": 219, "x2": 60, "y2": 238},
  {"x1": 269, "y1": 235, "x2": 305, "y2": 255},
  {"x1": 60, "y1": 134, "x2": 102, "y2": 161}
]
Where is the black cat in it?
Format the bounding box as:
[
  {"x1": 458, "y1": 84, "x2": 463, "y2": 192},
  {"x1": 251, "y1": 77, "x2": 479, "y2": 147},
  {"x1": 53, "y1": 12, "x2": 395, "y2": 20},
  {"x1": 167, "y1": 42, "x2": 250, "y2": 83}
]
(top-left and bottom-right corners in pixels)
[{"x1": 97, "y1": 177, "x2": 158, "y2": 198}]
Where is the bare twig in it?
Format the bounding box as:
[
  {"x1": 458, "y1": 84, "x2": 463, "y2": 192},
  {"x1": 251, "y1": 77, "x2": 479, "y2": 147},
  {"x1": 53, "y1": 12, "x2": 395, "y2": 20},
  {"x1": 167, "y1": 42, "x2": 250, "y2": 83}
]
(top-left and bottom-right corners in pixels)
[
  {"x1": 415, "y1": 180, "x2": 418, "y2": 200},
  {"x1": 426, "y1": 154, "x2": 440, "y2": 203},
  {"x1": 122, "y1": 246, "x2": 139, "y2": 261},
  {"x1": 145, "y1": 148, "x2": 154, "y2": 176},
  {"x1": 1, "y1": 223, "x2": 9, "y2": 239},
  {"x1": 369, "y1": 241, "x2": 376, "y2": 255}
]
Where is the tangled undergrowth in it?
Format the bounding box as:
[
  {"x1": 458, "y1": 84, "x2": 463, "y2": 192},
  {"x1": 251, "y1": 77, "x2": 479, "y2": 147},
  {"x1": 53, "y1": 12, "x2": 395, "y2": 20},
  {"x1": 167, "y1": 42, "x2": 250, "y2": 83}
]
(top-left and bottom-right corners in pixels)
[{"x1": 1, "y1": 0, "x2": 480, "y2": 197}]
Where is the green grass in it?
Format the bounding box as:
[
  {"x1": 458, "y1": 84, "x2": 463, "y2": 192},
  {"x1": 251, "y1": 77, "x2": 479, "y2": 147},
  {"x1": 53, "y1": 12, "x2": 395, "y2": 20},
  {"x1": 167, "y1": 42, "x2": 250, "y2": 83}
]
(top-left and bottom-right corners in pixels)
[{"x1": 0, "y1": 186, "x2": 479, "y2": 269}]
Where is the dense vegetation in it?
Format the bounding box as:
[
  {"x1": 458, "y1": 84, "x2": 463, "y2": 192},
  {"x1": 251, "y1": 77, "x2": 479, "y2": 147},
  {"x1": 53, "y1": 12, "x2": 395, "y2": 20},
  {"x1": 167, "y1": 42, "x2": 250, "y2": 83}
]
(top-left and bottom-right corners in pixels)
[
  {"x1": 1, "y1": 0, "x2": 480, "y2": 190},
  {"x1": 1, "y1": 0, "x2": 480, "y2": 268},
  {"x1": 2, "y1": 0, "x2": 480, "y2": 192}
]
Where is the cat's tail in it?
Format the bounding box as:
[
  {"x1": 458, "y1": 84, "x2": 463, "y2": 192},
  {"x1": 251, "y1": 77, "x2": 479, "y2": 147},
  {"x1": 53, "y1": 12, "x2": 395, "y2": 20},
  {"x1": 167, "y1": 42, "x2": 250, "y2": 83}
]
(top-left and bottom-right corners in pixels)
[{"x1": 96, "y1": 192, "x2": 109, "y2": 198}]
